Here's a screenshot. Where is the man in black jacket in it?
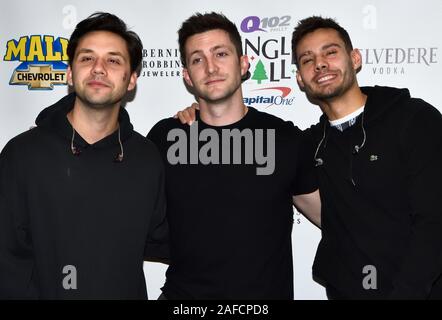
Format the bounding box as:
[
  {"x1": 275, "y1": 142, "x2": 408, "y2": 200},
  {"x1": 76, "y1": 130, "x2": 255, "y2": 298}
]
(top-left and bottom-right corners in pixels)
[
  {"x1": 292, "y1": 16, "x2": 442, "y2": 299},
  {"x1": 0, "y1": 12, "x2": 168, "y2": 299}
]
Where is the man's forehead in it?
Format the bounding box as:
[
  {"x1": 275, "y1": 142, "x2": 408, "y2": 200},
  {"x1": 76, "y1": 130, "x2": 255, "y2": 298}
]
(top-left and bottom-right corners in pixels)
[
  {"x1": 300, "y1": 28, "x2": 343, "y2": 46},
  {"x1": 186, "y1": 29, "x2": 234, "y2": 51},
  {"x1": 297, "y1": 29, "x2": 344, "y2": 54},
  {"x1": 77, "y1": 31, "x2": 128, "y2": 52}
]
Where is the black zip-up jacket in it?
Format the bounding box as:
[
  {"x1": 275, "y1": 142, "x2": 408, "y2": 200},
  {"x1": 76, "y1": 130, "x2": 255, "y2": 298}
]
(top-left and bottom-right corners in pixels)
[
  {"x1": 0, "y1": 93, "x2": 168, "y2": 299},
  {"x1": 309, "y1": 86, "x2": 442, "y2": 299}
]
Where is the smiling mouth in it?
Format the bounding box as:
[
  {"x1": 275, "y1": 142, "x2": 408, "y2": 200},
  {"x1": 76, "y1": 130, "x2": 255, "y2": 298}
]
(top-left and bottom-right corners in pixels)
[{"x1": 316, "y1": 74, "x2": 337, "y2": 84}]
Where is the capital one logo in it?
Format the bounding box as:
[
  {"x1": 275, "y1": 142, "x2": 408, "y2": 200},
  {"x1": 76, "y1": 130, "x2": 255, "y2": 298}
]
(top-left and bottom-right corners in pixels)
[{"x1": 244, "y1": 86, "x2": 294, "y2": 108}]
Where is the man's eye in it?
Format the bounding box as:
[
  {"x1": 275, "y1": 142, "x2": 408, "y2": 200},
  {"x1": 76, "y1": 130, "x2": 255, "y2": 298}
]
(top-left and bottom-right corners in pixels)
[
  {"x1": 80, "y1": 56, "x2": 93, "y2": 62},
  {"x1": 217, "y1": 52, "x2": 228, "y2": 57},
  {"x1": 192, "y1": 58, "x2": 202, "y2": 65},
  {"x1": 109, "y1": 58, "x2": 121, "y2": 64},
  {"x1": 326, "y1": 50, "x2": 337, "y2": 56},
  {"x1": 302, "y1": 58, "x2": 313, "y2": 65}
]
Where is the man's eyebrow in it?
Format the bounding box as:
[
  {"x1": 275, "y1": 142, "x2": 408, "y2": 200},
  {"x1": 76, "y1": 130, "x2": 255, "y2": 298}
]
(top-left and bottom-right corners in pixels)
[
  {"x1": 76, "y1": 48, "x2": 94, "y2": 54},
  {"x1": 322, "y1": 43, "x2": 342, "y2": 50},
  {"x1": 211, "y1": 45, "x2": 230, "y2": 52},
  {"x1": 108, "y1": 51, "x2": 127, "y2": 60},
  {"x1": 298, "y1": 43, "x2": 343, "y2": 61},
  {"x1": 189, "y1": 44, "x2": 231, "y2": 57},
  {"x1": 298, "y1": 50, "x2": 313, "y2": 61},
  {"x1": 76, "y1": 49, "x2": 127, "y2": 60},
  {"x1": 189, "y1": 49, "x2": 202, "y2": 57}
]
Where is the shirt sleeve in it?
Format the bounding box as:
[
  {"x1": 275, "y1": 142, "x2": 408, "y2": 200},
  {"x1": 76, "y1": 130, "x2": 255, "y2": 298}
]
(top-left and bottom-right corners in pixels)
[
  {"x1": 144, "y1": 169, "x2": 169, "y2": 262},
  {"x1": 389, "y1": 101, "x2": 442, "y2": 299},
  {"x1": 0, "y1": 140, "x2": 38, "y2": 299},
  {"x1": 144, "y1": 124, "x2": 170, "y2": 262},
  {"x1": 291, "y1": 127, "x2": 318, "y2": 196}
]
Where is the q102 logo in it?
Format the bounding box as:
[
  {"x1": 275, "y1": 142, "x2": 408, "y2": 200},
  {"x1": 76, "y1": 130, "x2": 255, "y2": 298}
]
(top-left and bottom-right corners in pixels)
[{"x1": 241, "y1": 15, "x2": 291, "y2": 33}]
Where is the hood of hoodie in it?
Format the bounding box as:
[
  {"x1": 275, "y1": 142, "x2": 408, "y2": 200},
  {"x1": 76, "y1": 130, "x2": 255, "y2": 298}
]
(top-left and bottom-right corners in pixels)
[
  {"x1": 35, "y1": 92, "x2": 134, "y2": 149},
  {"x1": 317, "y1": 85, "x2": 411, "y2": 128}
]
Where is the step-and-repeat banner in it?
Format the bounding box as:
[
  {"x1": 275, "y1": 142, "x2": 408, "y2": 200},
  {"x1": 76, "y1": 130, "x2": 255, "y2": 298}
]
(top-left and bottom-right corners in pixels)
[{"x1": 1, "y1": 0, "x2": 441, "y2": 299}]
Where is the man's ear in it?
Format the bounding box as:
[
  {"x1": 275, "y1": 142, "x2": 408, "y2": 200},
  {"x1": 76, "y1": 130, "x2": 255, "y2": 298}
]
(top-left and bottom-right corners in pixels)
[
  {"x1": 296, "y1": 70, "x2": 305, "y2": 92},
  {"x1": 240, "y1": 55, "x2": 249, "y2": 78},
  {"x1": 67, "y1": 65, "x2": 73, "y2": 86},
  {"x1": 183, "y1": 68, "x2": 194, "y2": 87},
  {"x1": 127, "y1": 72, "x2": 138, "y2": 91},
  {"x1": 351, "y1": 48, "x2": 362, "y2": 71}
]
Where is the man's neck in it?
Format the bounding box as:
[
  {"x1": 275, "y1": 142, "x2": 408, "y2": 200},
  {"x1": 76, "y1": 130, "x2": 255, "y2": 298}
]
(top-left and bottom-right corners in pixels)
[
  {"x1": 318, "y1": 85, "x2": 367, "y2": 121},
  {"x1": 67, "y1": 99, "x2": 120, "y2": 144},
  {"x1": 198, "y1": 91, "x2": 248, "y2": 126}
]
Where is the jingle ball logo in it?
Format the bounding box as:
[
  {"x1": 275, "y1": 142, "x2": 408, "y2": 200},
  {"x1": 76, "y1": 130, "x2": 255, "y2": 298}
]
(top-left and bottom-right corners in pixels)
[
  {"x1": 4, "y1": 35, "x2": 69, "y2": 90},
  {"x1": 240, "y1": 15, "x2": 296, "y2": 108}
]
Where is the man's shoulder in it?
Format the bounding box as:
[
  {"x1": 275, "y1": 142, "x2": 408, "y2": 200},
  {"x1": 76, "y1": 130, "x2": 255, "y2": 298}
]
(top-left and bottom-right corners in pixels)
[
  {"x1": 400, "y1": 98, "x2": 442, "y2": 138},
  {"x1": 385, "y1": 95, "x2": 442, "y2": 132},
  {"x1": 0, "y1": 127, "x2": 45, "y2": 163},
  {"x1": 248, "y1": 107, "x2": 302, "y2": 135},
  {"x1": 131, "y1": 130, "x2": 164, "y2": 154},
  {"x1": 151, "y1": 117, "x2": 185, "y2": 131},
  {"x1": 4, "y1": 126, "x2": 44, "y2": 148},
  {"x1": 145, "y1": 117, "x2": 188, "y2": 156},
  {"x1": 404, "y1": 97, "x2": 441, "y2": 118},
  {"x1": 250, "y1": 107, "x2": 291, "y2": 124},
  {"x1": 147, "y1": 117, "x2": 185, "y2": 140}
]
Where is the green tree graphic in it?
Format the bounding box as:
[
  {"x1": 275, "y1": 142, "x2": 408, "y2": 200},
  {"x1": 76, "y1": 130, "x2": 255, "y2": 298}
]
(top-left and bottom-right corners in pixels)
[{"x1": 251, "y1": 60, "x2": 268, "y2": 84}]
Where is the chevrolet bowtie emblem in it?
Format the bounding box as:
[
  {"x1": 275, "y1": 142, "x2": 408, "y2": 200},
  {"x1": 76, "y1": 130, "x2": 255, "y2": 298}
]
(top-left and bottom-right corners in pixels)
[
  {"x1": 10, "y1": 64, "x2": 67, "y2": 90},
  {"x1": 370, "y1": 155, "x2": 378, "y2": 161}
]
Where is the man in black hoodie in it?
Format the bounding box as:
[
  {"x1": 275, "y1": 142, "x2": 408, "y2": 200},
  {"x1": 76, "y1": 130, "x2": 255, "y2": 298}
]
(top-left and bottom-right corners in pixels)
[
  {"x1": 291, "y1": 16, "x2": 442, "y2": 299},
  {"x1": 0, "y1": 12, "x2": 168, "y2": 299}
]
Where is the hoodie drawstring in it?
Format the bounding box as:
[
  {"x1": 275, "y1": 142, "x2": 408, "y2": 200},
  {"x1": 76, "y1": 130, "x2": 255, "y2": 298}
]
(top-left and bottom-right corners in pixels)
[
  {"x1": 70, "y1": 126, "x2": 124, "y2": 162},
  {"x1": 350, "y1": 112, "x2": 367, "y2": 186},
  {"x1": 314, "y1": 121, "x2": 327, "y2": 167},
  {"x1": 314, "y1": 112, "x2": 367, "y2": 187}
]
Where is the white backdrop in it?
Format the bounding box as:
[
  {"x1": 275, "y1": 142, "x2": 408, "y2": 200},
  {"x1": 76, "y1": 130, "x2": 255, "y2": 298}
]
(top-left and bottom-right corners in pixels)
[{"x1": 1, "y1": 0, "x2": 441, "y2": 300}]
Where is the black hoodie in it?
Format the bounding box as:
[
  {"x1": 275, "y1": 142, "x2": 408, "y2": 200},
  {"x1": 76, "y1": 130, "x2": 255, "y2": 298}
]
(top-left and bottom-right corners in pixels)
[
  {"x1": 309, "y1": 86, "x2": 442, "y2": 299},
  {"x1": 0, "y1": 93, "x2": 168, "y2": 299}
]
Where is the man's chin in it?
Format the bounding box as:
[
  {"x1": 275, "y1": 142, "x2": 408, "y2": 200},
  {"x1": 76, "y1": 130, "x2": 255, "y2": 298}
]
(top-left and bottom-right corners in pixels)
[
  {"x1": 80, "y1": 96, "x2": 116, "y2": 109},
  {"x1": 308, "y1": 86, "x2": 343, "y2": 101},
  {"x1": 198, "y1": 92, "x2": 230, "y2": 104}
]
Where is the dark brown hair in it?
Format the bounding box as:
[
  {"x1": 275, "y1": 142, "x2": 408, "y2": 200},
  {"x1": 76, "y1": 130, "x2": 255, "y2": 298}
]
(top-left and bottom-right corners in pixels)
[
  {"x1": 291, "y1": 16, "x2": 353, "y2": 67},
  {"x1": 67, "y1": 12, "x2": 143, "y2": 74}
]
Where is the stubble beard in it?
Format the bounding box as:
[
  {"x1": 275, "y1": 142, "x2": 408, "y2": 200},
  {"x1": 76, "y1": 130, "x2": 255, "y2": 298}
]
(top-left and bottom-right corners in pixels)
[{"x1": 306, "y1": 61, "x2": 356, "y2": 101}]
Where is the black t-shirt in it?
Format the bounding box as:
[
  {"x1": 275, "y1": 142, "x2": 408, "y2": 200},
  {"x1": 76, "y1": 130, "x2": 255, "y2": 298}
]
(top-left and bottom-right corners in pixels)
[{"x1": 147, "y1": 107, "x2": 316, "y2": 299}]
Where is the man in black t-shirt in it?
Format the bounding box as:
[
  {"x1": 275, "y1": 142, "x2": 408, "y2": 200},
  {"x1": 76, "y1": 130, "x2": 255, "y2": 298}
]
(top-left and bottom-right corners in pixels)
[{"x1": 147, "y1": 12, "x2": 320, "y2": 299}]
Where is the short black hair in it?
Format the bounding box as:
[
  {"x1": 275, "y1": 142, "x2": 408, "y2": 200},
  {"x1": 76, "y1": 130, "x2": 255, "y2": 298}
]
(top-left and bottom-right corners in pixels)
[
  {"x1": 178, "y1": 12, "x2": 243, "y2": 68},
  {"x1": 67, "y1": 12, "x2": 143, "y2": 74},
  {"x1": 291, "y1": 16, "x2": 353, "y2": 67}
]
